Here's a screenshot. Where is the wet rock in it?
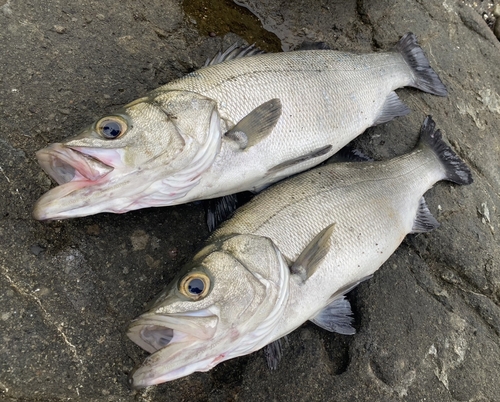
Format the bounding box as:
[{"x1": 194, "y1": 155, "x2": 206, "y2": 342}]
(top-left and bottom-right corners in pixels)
[{"x1": 0, "y1": 0, "x2": 499, "y2": 401}]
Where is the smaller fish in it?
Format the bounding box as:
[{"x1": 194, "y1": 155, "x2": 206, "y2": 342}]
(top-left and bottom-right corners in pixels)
[{"x1": 127, "y1": 117, "x2": 472, "y2": 388}]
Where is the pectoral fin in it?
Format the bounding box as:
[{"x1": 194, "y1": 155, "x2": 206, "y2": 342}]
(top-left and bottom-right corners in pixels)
[
  {"x1": 225, "y1": 99, "x2": 282, "y2": 150},
  {"x1": 267, "y1": 145, "x2": 333, "y2": 175},
  {"x1": 290, "y1": 223, "x2": 336, "y2": 282}
]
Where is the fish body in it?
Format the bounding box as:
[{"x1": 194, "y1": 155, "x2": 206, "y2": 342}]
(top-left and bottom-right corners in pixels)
[
  {"x1": 33, "y1": 33, "x2": 446, "y2": 220},
  {"x1": 127, "y1": 117, "x2": 472, "y2": 387}
]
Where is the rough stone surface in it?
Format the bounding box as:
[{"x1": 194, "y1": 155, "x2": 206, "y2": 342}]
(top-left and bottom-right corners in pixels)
[{"x1": 1, "y1": 0, "x2": 499, "y2": 400}]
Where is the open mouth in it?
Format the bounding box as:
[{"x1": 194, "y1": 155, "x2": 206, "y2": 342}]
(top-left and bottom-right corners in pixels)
[
  {"x1": 36, "y1": 143, "x2": 114, "y2": 185},
  {"x1": 127, "y1": 311, "x2": 218, "y2": 353},
  {"x1": 127, "y1": 311, "x2": 219, "y2": 388}
]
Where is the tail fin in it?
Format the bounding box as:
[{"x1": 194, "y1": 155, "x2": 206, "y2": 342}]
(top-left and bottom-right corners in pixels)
[
  {"x1": 418, "y1": 116, "x2": 473, "y2": 185},
  {"x1": 395, "y1": 33, "x2": 448, "y2": 97}
]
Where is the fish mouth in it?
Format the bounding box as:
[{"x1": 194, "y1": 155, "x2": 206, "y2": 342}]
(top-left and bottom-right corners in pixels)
[
  {"x1": 33, "y1": 144, "x2": 122, "y2": 220},
  {"x1": 36, "y1": 143, "x2": 114, "y2": 186},
  {"x1": 127, "y1": 310, "x2": 219, "y2": 388}
]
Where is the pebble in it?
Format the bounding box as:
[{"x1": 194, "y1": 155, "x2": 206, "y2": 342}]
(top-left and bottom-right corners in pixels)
[{"x1": 53, "y1": 25, "x2": 66, "y2": 34}]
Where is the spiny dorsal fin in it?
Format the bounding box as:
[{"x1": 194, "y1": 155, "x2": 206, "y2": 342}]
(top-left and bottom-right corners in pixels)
[
  {"x1": 225, "y1": 99, "x2": 282, "y2": 150},
  {"x1": 206, "y1": 194, "x2": 238, "y2": 232},
  {"x1": 411, "y1": 196, "x2": 440, "y2": 233},
  {"x1": 267, "y1": 144, "x2": 332, "y2": 175},
  {"x1": 290, "y1": 223, "x2": 336, "y2": 282},
  {"x1": 205, "y1": 192, "x2": 253, "y2": 231},
  {"x1": 204, "y1": 43, "x2": 265, "y2": 67}
]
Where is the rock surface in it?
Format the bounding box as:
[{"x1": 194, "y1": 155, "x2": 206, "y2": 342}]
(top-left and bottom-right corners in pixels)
[{"x1": 1, "y1": 0, "x2": 499, "y2": 400}]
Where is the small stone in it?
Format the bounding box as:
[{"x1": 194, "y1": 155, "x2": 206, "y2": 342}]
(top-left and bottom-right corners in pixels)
[
  {"x1": 30, "y1": 244, "x2": 45, "y2": 256},
  {"x1": 53, "y1": 25, "x2": 66, "y2": 34},
  {"x1": 130, "y1": 230, "x2": 149, "y2": 251},
  {"x1": 96, "y1": 13, "x2": 105, "y2": 21}
]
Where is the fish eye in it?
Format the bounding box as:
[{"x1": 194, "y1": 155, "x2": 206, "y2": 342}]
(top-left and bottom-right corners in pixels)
[
  {"x1": 96, "y1": 116, "x2": 128, "y2": 139},
  {"x1": 179, "y1": 272, "x2": 210, "y2": 299}
]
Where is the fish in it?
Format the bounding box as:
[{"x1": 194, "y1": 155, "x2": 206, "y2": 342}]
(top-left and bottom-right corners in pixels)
[
  {"x1": 33, "y1": 33, "x2": 447, "y2": 221},
  {"x1": 126, "y1": 116, "x2": 472, "y2": 388}
]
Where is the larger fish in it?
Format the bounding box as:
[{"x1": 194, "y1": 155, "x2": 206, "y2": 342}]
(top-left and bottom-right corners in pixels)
[
  {"x1": 127, "y1": 116, "x2": 472, "y2": 388},
  {"x1": 33, "y1": 33, "x2": 447, "y2": 220}
]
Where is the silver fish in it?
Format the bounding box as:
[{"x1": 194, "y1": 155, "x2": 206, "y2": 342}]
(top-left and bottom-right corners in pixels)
[
  {"x1": 127, "y1": 116, "x2": 472, "y2": 388},
  {"x1": 33, "y1": 33, "x2": 446, "y2": 220}
]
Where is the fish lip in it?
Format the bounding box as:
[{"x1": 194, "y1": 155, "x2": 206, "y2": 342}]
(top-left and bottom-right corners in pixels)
[{"x1": 36, "y1": 143, "x2": 114, "y2": 185}]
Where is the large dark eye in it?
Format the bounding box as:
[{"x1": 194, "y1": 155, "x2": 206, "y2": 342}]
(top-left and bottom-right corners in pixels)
[
  {"x1": 96, "y1": 116, "x2": 127, "y2": 139},
  {"x1": 179, "y1": 272, "x2": 210, "y2": 299}
]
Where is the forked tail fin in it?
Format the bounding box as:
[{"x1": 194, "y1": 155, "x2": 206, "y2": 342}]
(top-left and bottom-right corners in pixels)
[
  {"x1": 395, "y1": 33, "x2": 448, "y2": 97},
  {"x1": 418, "y1": 116, "x2": 473, "y2": 185}
]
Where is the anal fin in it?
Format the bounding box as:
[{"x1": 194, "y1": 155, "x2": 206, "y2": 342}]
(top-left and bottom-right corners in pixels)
[
  {"x1": 310, "y1": 275, "x2": 373, "y2": 335},
  {"x1": 373, "y1": 91, "x2": 410, "y2": 126},
  {"x1": 411, "y1": 196, "x2": 440, "y2": 233},
  {"x1": 310, "y1": 296, "x2": 355, "y2": 335}
]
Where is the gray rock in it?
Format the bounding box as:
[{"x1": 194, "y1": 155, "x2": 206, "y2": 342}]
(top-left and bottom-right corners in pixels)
[{"x1": 0, "y1": 0, "x2": 499, "y2": 400}]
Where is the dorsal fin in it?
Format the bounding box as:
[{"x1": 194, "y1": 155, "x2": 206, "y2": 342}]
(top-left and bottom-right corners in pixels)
[
  {"x1": 290, "y1": 223, "x2": 336, "y2": 282},
  {"x1": 204, "y1": 43, "x2": 265, "y2": 67}
]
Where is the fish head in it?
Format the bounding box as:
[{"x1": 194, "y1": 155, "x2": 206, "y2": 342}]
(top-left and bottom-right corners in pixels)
[
  {"x1": 33, "y1": 90, "x2": 222, "y2": 220},
  {"x1": 127, "y1": 234, "x2": 291, "y2": 388}
]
